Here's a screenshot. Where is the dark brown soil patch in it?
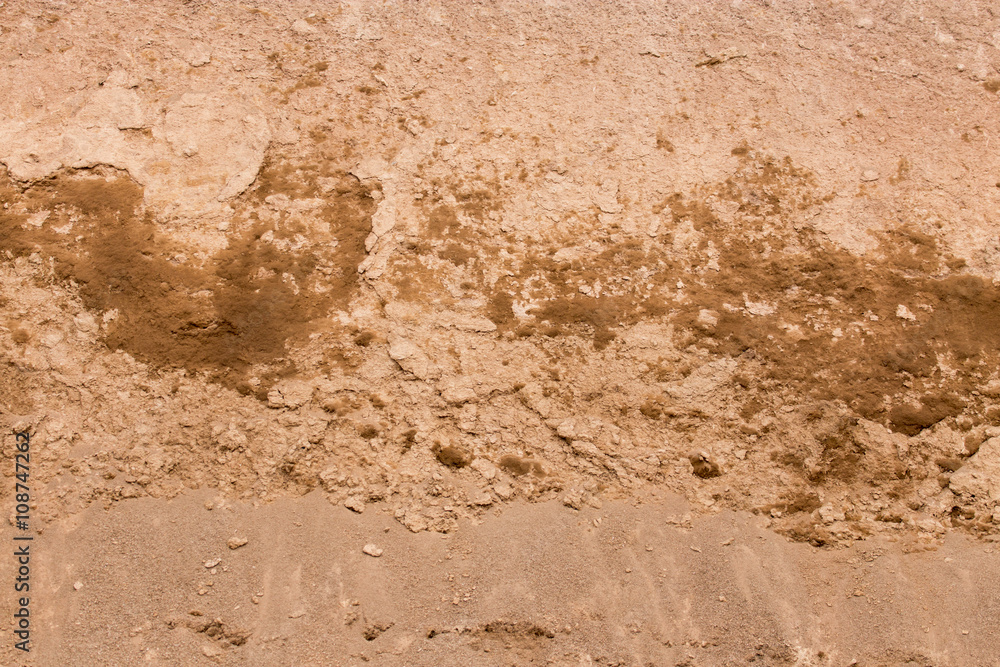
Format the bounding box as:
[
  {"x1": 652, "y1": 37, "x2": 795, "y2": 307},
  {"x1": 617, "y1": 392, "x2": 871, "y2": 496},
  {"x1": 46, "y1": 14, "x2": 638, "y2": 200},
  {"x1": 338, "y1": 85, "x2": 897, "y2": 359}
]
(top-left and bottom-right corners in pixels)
[{"x1": 0, "y1": 163, "x2": 376, "y2": 393}]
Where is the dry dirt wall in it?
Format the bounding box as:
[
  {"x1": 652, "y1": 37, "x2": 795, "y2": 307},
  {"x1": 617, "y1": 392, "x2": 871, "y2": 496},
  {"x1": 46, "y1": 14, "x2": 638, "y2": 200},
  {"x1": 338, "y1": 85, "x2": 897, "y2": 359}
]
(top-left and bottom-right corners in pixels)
[{"x1": 2, "y1": 1, "x2": 1000, "y2": 664}]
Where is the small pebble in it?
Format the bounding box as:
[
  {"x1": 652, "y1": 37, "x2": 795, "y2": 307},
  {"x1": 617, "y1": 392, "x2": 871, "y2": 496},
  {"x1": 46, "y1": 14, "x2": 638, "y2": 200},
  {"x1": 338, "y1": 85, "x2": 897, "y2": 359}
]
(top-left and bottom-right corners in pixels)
[
  {"x1": 363, "y1": 544, "x2": 383, "y2": 558},
  {"x1": 73, "y1": 581, "x2": 83, "y2": 591},
  {"x1": 345, "y1": 497, "x2": 366, "y2": 513},
  {"x1": 204, "y1": 558, "x2": 221, "y2": 568},
  {"x1": 227, "y1": 537, "x2": 248, "y2": 550}
]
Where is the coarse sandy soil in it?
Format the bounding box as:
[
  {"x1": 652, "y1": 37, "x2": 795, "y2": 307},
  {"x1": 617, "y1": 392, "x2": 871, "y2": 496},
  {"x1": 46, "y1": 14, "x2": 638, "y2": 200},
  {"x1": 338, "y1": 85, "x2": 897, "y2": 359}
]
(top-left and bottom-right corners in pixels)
[{"x1": 2, "y1": 1, "x2": 1000, "y2": 665}]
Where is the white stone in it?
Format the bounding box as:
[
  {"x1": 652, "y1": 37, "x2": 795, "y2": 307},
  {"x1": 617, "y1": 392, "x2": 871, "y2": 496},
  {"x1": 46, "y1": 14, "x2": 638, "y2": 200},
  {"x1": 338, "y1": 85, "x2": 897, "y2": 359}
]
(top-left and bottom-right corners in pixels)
[
  {"x1": 227, "y1": 537, "x2": 248, "y2": 550},
  {"x1": 593, "y1": 181, "x2": 623, "y2": 214},
  {"x1": 697, "y1": 309, "x2": 719, "y2": 328},
  {"x1": 744, "y1": 298, "x2": 775, "y2": 316},
  {"x1": 387, "y1": 334, "x2": 436, "y2": 379},
  {"x1": 470, "y1": 458, "x2": 498, "y2": 480},
  {"x1": 949, "y1": 437, "x2": 1000, "y2": 500},
  {"x1": 291, "y1": 19, "x2": 318, "y2": 34},
  {"x1": 184, "y1": 42, "x2": 212, "y2": 67},
  {"x1": 345, "y1": 497, "x2": 366, "y2": 513},
  {"x1": 981, "y1": 381, "x2": 1000, "y2": 398},
  {"x1": 350, "y1": 156, "x2": 389, "y2": 181},
  {"x1": 934, "y1": 31, "x2": 955, "y2": 45},
  {"x1": 27, "y1": 210, "x2": 49, "y2": 227},
  {"x1": 556, "y1": 417, "x2": 592, "y2": 441},
  {"x1": 818, "y1": 504, "x2": 845, "y2": 524},
  {"x1": 441, "y1": 380, "x2": 477, "y2": 405},
  {"x1": 493, "y1": 482, "x2": 513, "y2": 499}
]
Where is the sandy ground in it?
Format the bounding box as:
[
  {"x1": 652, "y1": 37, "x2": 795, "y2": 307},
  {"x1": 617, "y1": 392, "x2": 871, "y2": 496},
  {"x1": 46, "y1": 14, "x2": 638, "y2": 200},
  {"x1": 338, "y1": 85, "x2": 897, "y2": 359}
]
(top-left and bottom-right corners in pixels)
[
  {"x1": 6, "y1": 491, "x2": 1000, "y2": 666},
  {"x1": 3, "y1": 0, "x2": 1000, "y2": 664}
]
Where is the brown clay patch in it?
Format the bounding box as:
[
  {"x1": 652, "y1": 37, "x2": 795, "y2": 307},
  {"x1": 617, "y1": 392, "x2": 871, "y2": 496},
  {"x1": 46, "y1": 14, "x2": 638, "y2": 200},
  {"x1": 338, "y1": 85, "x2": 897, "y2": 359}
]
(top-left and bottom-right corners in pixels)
[
  {"x1": 0, "y1": 162, "x2": 376, "y2": 395},
  {"x1": 651, "y1": 150, "x2": 999, "y2": 434},
  {"x1": 501, "y1": 240, "x2": 674, "y2": 347},
  {"x1": 491, "y1": 149, "x2": 998, "y2": 435},
  {"x1": 498, "y1": 454, "x2": 545, "y2": 477}
]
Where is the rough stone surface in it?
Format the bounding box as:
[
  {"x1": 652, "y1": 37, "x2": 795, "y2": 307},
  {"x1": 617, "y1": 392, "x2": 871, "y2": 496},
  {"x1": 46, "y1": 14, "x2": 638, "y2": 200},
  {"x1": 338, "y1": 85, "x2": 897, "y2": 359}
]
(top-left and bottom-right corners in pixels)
[{"x1": 950, "y1": 437, "x2": 1000, "y2": 500}]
